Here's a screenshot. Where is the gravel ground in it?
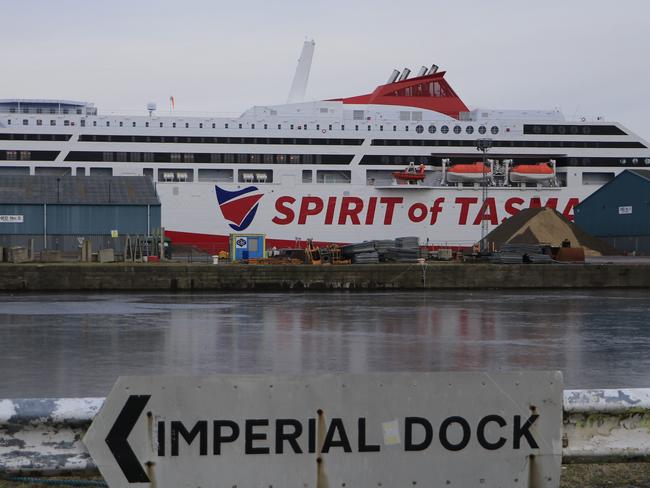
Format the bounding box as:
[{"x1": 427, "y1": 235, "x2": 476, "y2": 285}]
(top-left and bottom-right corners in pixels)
[{"x1": 2, "y1": 465, "x2": 650, "y2": 488}]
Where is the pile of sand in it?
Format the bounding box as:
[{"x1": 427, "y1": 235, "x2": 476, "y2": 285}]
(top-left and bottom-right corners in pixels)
[{"x1": 484, "y1": 207, "x2": 619, "y2": 256}]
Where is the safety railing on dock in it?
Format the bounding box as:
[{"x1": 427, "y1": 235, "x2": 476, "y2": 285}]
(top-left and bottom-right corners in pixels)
[{"x1": 1, "y1": 389, "x2": 650, "y2": 473}]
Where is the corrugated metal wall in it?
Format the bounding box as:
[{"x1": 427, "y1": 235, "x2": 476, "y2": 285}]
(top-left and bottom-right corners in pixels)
[
  {"x1": 0, "y1": 204, "x2": 161, "y2": 253},
  {"x1": 575, "y1": 171, "x2": 650, "y2": 254}
]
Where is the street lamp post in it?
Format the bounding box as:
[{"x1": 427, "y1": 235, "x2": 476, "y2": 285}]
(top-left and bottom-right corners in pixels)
[{"x1": 475, "y1": 138, "x2": 493, "y2": 252}]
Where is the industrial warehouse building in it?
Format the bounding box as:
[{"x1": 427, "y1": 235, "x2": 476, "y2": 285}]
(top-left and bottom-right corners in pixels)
[
  {"x1": 0, "y1": 175, "x2": 161, "y2": 255},
  {"x1": 574, "y1": 169, "x2": 650, "y2": 255}
]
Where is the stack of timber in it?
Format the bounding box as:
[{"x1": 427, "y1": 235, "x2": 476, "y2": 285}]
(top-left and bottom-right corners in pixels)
[{"x1": 490, "y1": 243, "x2": 554, "y2": 264}]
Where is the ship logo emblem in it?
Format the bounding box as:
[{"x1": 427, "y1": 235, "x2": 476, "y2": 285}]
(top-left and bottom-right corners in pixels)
[{"x1": 215, "y1": 185, "x2": 264, "y2": 231}]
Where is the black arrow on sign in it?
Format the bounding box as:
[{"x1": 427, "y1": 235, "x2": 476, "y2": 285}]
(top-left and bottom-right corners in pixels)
[{"x1": 105, "y1": 395, "x2": 151, "y2": 483}]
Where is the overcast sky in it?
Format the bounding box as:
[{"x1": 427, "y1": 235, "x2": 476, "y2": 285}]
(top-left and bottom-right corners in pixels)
[{"x1": 3, "y1": 0, "x2": 650, "y2": 137}]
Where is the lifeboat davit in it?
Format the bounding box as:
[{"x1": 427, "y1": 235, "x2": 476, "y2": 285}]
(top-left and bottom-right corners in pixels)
[
  {"x1": 509, "y1": 162, "x2": 555, "y2": 183},
  {"x1": 392, "y1": 163, "x2": 426, "y2": 183},
  {"x1": 446, "y1": 162, "x2": 492, "y2": 183}
]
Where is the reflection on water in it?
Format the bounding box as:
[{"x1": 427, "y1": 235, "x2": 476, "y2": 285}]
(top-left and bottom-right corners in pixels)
[{"x1": 1, "y1": 291, "x2": 649, "y2": 397}]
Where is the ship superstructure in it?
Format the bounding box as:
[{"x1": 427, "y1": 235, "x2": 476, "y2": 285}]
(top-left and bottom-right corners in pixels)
[{"x1": 1, "y1": 44, "x2": 649, "y2": 251}]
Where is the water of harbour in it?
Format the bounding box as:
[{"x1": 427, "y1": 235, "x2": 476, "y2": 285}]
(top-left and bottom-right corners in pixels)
[{"x1": 1, "y1": 290, "x2": 649, "y2": 398}]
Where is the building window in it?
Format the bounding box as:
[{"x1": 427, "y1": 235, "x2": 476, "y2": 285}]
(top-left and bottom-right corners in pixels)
[
  {"x1": 37, "y1": 119, "x2": 43, "y2": 126},
  {"x1": 22, "y1": 119, "x2": 28, "y2": 125}
]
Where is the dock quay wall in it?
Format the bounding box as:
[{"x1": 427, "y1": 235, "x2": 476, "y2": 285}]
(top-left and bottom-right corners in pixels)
[{"x1": 0, "y1": 262, "x2": 649, "y2": 291}]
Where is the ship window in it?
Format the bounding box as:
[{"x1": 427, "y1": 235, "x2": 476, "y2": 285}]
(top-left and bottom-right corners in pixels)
[
  {"x1": 341, "y1": 125, "x2": 345, "y2": 130},
  {"x1": 171, "y1": 153, "x2": 181, "y2": 163},
  {"x1": 185, "y1": 123, "x2": 189, "y2": 128},
  {"x1": 304, "y1": 124, "x2": 307, "y2": 130},
  {"x1": 130, "y1": 152, "x2": 141, "y2": 162},
  {"x1": 171, "y1": 122, "x2": 176, "y2": 128},
  {"x1": 6, "y1": 151, "x2": 17, "y2": 160},
  {"x1": 302, "y1": 170, "x2": 312, "y2": 183},
  {"x1": 478, "y1": 125, "x2": 486, "y2": 134},
  {"x1": 132, "y1": 121, "x2": 136, "y2": 127},
  {"x1": 183, "y1": 153, "x2": 194, "y2": 163},
  {"x1": 93, "y1": 121, "x2": 97, "y2": 126},
  {"x1": 368, "y1": 125, "x2": 371, "y2": 131},
  {"x1": 119, "y1": 121, "x2": 123, "y2": 127},
  {"x1": 116, "y1": 152, "x2": 127, "y2": 162},
  {"x1": 20, "y1": 151, "x2": 30, "y2": 161},
  {"x1": 316, "y1": 124, "x2": 320, "y2": 130},
  {"x1": 36, "y1": 108, "x2": 42, "y2": 114},
  {"x1": 238, "y1": 123, "x2": 242, "y2": 129},
  {"x1": 453, "y1": 125, "x2": 461, "y2": 134},
  {"x1": 329, "y1": 124, "x2": 332, "y2": 130},
  {"x1": 102, "y1": 152, "x2": 113, "y2": 162},
  {"x1": 160, "y1": 122, "x2": 163, "y2": 128},
  {"x1": 557, "y1": 126, "x2": 566, "y2": 134},
  {"x1": 415, "y1": 125, "x2": 424, "y2": 134},
  {"x1": 49, "y1": 108, "x2": 55, "y2": 114},
  {"x1": 491, "y1": 126, "x2": 499, "y2": 134},
  {"x1": 145, "y1": 121, "x2": 149, "y2": 128},
  {"x1": 317, "y1": 170, "x2": 351, "y2": 184},
  {"x1": 225, "y1": 123, "x2": 229, "y2": 129},
  {"x1": 76, "y1": 109, "x2": 82, "y2": 114},
  {"x1": 64, "y1": 120, "x2": 70, "y2": 126},
  {"x1": 50, "y1": 120, "x2": 56, "y2": 126},
  {"x1": 251, "y1": 124, "x2": 255, "y2": 129},
  {"x1": 582, "y1": 126, "x2": 591, "y2": 135},
  {"x1": 22, "y1": 119, "x2": 28, "y2": 126},
  {"x1": 380, "y1": 125, "x2": 383, "y2": 131},
  {"x1": 545, "y1": 125, "x2": 554, "y2": 134},
  {"x1": 36, "y1": 119, "x2": 43, "y2": 126},
  {"x1": 79, "y1": 119, "x2": 85, "y2": 127},
  {"x1": 212, "y1": 123, "x2": 216, "y2": 128},
  {"x1": 144, "y1": 153, "x2": 154, "y2": 162},
  {"x1": 106, "y1": 121, "x2": 110, "y2": 127},
  {"x1": 353, "y1": 110, "x2": 365, "y2": 120},
  {"x1": 533, "y1": 125, "x2": 542, "y2": 134},
  {"x1": 570, "y1": 126, "x2": 579, "y2": 134},
  {"x1": 428, "y1": 125, "x2": 436, "y2": 134},
  {"x1": 466, "y1": 126, "x2": 474, "y2": 134},
  {"x1": 6, "y1": 120, "x2": 10, "y2": 125},
  {"x1": 355, "y1": 125, "x2": 359, "y2": 131},
  {"x1": 9, "y1": 108, "x2": 16, "y2": 113},
  {"x1": 63, "y1": 109, "x2": 69, "y2": 114},
  {"x1": 441, "y1": 125, "x2": 449, "y2": 134},
  {"x1": 264, "y1": 124, "x2": 268, "y2": 129},
  {"x1": 199, "y1": 123, "x2": 203, "y2": 128},
  {"x1": 393, "y1": 125, "x2": 397, "y2": 131},
  {"x1": 405, "y1": 126, "x2": 409, "y2": 131},
  {"x1": 290, "y1": 124, "x2": 294, "y2": 130}
]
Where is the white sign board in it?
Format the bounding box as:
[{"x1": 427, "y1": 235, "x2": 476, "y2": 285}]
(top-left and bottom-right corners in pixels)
[
  {"x1": 84, "y1": 372, "x2": 563, "y2": 488},
  {"x1": 0, "y1": 215, "x2": 23, "y2": 223},
  {"x1": 235, "y1": 236, "x2": 248, "y2": 249},
  {"x1": 618, "y1": 206, "x2": 633, "y2": 215}
]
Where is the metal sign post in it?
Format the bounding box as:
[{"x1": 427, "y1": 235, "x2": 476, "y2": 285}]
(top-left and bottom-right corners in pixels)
[{"x1": 84, "y1": 372, "x2": 563, "y2": 488}]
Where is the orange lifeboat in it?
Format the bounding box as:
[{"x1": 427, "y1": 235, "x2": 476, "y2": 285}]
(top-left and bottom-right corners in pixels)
[
  {"x1": 446, "y1": 162, "x2": 492, "y2": 183},
  {"x1": 392, "y1": 163, "x2": 426, "y2": 183},
  {"x1": 510, "y1": 162, "x2": 555, "y2": 183}
]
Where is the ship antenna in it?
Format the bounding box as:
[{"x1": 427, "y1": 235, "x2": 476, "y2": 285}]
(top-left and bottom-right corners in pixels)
[{"x1": 287, "y1": 39, "x2": 315, "y2": 104}]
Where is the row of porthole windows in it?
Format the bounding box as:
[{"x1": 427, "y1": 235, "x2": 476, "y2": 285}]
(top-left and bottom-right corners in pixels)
[
  {"x1": 8, "y1": 118, "x2": 501, "y2": 136},
  {"x1": 416, "y1": 124, "x2": 499, "y2": 135}
]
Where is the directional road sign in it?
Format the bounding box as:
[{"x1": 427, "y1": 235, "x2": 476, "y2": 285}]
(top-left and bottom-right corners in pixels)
[{"x1": 83, "y1": 372, "x2": 563, "y2": 488}]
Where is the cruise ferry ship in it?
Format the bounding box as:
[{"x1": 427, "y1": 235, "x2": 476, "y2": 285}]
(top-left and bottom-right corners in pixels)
[{"x1": 1, "y1": 42, "x2": 649, "y2": 252}]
